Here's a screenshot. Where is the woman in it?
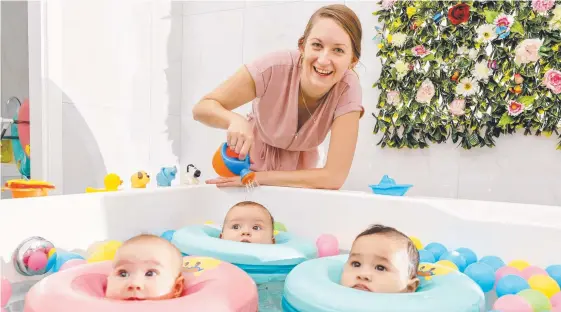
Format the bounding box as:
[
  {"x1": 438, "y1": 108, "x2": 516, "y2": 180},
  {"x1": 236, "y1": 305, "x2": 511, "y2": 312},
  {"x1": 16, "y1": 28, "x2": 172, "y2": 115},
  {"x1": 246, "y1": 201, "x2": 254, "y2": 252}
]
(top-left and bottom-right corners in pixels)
[{"x1": 192, "y1": 4, "x2": 364, "y2": 190}]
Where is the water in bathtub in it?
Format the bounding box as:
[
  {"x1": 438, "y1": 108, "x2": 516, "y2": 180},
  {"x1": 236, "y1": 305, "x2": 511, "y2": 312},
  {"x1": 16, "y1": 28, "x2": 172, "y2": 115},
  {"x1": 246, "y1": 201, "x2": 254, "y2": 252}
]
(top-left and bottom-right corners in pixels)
[{"x1": 258, "y1": 281, "x2": 284, "y2": 311}]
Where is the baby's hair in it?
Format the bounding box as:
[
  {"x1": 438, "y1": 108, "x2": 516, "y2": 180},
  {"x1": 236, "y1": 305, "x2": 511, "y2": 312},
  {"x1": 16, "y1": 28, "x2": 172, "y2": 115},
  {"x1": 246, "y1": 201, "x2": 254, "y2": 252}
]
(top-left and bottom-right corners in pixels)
[
  {"x1": 228, "y1": 200, "x2": 275, "y2": 228},
  {"x1": 356, "y1": 224, "x2": 420, "y2": 279},
  {"x1": 122, "y1": 233, "x2": 183, "y2": 266}
]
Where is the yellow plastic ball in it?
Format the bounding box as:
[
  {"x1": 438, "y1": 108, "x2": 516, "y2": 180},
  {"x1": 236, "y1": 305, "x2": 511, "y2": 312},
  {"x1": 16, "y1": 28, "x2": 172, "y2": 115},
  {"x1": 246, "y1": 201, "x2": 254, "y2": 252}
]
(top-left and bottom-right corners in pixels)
[
  {"x1": 47, "y1": 248, "x2": 57, "y2": 259},
  {"x1": 409, "y1": 236, "x2": 423, "y2": 250},
  {"x1": 436, "y1": 260, "x2": 459, "y2": 271},
  {"x1": 87, "y1": 240, "x2": 122, "y2": 263},
  {"x1": 509, "y1": 259, "x2": 530, "y2": 271},
  {"x1": 204, "y1": 221, "x2": 214, "y2": 225},
  {"x1": 528, "y1": 274, "x2": 561, "y2": 298},
  {"x1": 273, "y1": 230, "x2": 279, "y2": 236}
]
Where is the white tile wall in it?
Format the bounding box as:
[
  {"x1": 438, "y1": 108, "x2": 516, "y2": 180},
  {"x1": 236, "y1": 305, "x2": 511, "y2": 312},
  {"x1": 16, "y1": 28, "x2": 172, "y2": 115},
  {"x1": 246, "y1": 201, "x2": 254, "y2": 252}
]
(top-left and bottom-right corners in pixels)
[{"x1": 180, "y1": 0, "x2": 561, "y2": 206}]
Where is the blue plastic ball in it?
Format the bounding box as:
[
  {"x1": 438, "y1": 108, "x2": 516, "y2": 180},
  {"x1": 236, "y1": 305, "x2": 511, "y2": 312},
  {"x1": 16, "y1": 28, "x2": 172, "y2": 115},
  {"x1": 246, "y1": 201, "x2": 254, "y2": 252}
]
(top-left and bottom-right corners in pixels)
[
  {"x1": 456, "y1": 247, "x2": 477, "y2": 266},
  {"x1": 546, "y1": 264, "x2": 561, "y2": 287},
  {"x1": 419, "y1": 249, "x2": 436, "y2": 263},
  {"x1": 440, "y1": 250, "x2": 467, "y2": 272},
  {"x1": 463, "y1": 262, "x2": 495, "y2": 292},
  {"x1": 161, "y1": 230, "x2": 176, "y2": 242},
  {"x1": 495, "y1": 274, "x2": 529, "y2": 298},
  {"x1": 424, "y1": 242, "x2": 447, "y2": 261},
  {"x1": 479, "y1": 255, "x2": 505, "y2": 272}
]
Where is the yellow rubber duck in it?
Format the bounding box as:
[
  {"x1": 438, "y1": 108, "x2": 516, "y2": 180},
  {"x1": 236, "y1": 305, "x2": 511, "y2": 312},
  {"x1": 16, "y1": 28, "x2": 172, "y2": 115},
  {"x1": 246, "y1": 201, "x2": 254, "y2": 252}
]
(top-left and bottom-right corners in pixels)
[
  {"x1": 85, "y1": 173, "x2": 123, "y2": 193},
  {"x1": 131, "y1": 171, "x2": 150, "y2": 188}
]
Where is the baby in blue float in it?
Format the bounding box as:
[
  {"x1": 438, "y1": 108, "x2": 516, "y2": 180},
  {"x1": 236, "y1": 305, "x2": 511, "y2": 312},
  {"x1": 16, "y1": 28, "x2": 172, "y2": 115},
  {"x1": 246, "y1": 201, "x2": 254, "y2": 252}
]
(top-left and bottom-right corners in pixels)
[
  {"x1": 219, "y1": 200, "x2": 276, "y2": 245},
  {"x1": 340, "y1": 224, "x2": 420, "y2": 293}
]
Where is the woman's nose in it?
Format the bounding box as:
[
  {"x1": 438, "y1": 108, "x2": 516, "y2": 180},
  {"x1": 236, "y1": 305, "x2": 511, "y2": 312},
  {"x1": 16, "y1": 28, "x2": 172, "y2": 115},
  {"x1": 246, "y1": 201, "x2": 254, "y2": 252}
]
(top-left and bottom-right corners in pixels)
[{"x1": 317, "y1": 51, "x2": 331, "y2": 65}]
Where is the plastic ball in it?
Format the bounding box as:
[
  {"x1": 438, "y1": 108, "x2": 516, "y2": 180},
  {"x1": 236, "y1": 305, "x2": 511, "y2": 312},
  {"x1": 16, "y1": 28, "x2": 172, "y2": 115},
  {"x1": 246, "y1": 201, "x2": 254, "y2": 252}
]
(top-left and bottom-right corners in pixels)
[
  {"x1": 546, "y1": 265, "x2": 561, "y2": 287},
  {"x1": 27, "y1": 250, "x2": 48, "y2": 272},
  {"x1": 1, "y1": 278, "x2": 11, "y2": 307},
  {"x1": 87, "y1": 240, "x2": 122, "y2": 263},
  {"x1": 316, "y1": 234, "x2": 339, "y2": 257},
  {"x1": 528, "y1": 274, "x2": 561, "y2": 298},
  {"x1": 521, "y1": 265, "x2": 548, "y2": 280},
  {"x1": 480, "y1": 255, "x2": 505, "y2": 272},
  {"x1": 496, "y1": 266, "x2": 522, "y2": 283},
  {"x1": 492, "y1": 294, "x2": 533, "y2": 312},
  {"x1": 160, "y1": 230, "x2": 175, "y2": 242},
  {"x1": 59, "y1": 259, "x2": 87, "y2": 271},
  {"x1": 456, "y1": 248, "x2": 477, "y2": 266},
  {"x1": 204, "y1": 220, "x2": 214, "y2": 225},
  {"x1": 517, "y1": 289, "x2": 551, "y2": 311},
  {"x1": 509, "y1": 259, "x2": 531, "y2": 271},
  {"x1": 496, "y1": 275, "x2": 530, "y2": 298},
  {"x1": 424, "y1": 242, "x2": 447, "y2": 261},
  {"x1": 419, "y1": 249, "x2": 436, "y2": 263},
  {"x1": 409, "y1": 236, "x2": 423, "y2": 250},
  {"x1": 464, "y1": 262, "x2": 495, "y2": 292},
  {"x1": 274, "y1": 222, "x2": 287, "y2": 232},
  {"x1": 551, "y1": 291, "x2": 561, "y2": 308},
  {"x1": 47, "y1": 248, "x2": 57, "y2": 259},
  {"x1": 439, "y1": 250, "x2": 467, "y2": 272},
  {"x1": 436, "y1": 260, "x2": 458, "y2": 271}
]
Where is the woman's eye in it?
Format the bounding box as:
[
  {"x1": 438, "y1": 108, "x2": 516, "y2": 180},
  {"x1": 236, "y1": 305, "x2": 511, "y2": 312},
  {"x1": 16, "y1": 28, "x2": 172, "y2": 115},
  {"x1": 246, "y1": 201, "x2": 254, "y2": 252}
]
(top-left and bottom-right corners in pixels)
[
  {"x1": 375, "y1": 265, "x2": 386, "y2": 271},
  {"x1": 351, "y1": 261, "x2": 361, "y2": 268},
  {"x1": 312, "y1": 42, "x2": 322, "y2": 48},
  {"x1": 335, "y1": 48, "x2": 344, "y2": 53}
]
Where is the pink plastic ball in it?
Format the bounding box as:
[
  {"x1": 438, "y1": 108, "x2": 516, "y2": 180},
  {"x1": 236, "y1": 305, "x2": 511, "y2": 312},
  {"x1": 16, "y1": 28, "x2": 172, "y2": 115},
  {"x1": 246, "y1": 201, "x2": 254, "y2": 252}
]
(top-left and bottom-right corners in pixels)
[
  {"x1": 493, "y1": 294, "x2": 533, "y2": 312},
  {"x1": 1, "y1": 278, "x2": 11, "y2": 307},
  {"x1": 496, "y1": 266, "x2": 522, "y2": 283},
  {"x1": 59, "y1": 259, "x2": 87, "y2": 271},
  {"x1": 1, "y1": 308, "x2": 6, "y2": 312},
  {"x1": 521, "y1": 266, "x2": 548, "y2": 280},
  {"x1": 27, "y1": 251, "x2": 48, "y2": 272},
  {"x1": 316, "y1": 234, "x2": 339, "y2": 257},
  {"x1": 551, "y1": 292, "x2": 561, "y2": 308},
  {"x1": 553, "y1": 305, "x2": 561, "y2": 312}
]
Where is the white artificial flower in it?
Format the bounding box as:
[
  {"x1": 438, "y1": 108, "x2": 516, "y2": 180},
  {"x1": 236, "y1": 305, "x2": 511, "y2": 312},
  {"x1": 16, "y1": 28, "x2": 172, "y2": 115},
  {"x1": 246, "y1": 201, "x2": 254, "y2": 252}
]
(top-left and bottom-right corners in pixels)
[
  {"x1": 476, "y1": 24, "x2": 497, "y2": 43},
  {"x1": 473, "y1": 61, "x2": 492, "y2": 81},
  {"x1": 457, "y1": 45, "x2": 469, "y2": 55},
  {"x1": 391, "y1": 32, "x2": 407, "y2": 47},
  {"x1": 468, "y1": 49, "x2": 479, "y2": 60},
  {"x1": 394, "y1": 60, "x2": 410, "y2": 74},
  {"x1": 456, "y1": 77, "x2": 480, "y2": 96}
]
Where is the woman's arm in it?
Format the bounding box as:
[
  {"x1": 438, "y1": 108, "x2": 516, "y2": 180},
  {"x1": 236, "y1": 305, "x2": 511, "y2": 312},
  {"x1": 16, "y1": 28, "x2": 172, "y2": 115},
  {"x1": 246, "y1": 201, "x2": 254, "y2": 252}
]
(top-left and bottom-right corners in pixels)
[
  {"x1": 192, "y1": 66, "x2": 257, "y2": 129},
  {"x1": 254, "y1": 111, "x2": 361, "y2": 190}
]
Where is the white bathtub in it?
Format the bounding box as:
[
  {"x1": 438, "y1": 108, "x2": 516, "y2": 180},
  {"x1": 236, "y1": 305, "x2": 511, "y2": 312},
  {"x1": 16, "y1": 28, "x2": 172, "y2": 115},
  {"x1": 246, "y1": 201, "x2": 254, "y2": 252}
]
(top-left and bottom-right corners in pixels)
[{"x1": 1, "y1": 185, "x2": 561, "y2": 310}]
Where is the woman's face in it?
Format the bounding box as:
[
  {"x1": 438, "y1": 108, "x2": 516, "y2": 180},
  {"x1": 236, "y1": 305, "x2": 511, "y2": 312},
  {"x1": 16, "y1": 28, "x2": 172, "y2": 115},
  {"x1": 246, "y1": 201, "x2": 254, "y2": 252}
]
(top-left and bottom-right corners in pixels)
[{"x1": 300, "y1": 17, "x2": 356, "y2": 95}]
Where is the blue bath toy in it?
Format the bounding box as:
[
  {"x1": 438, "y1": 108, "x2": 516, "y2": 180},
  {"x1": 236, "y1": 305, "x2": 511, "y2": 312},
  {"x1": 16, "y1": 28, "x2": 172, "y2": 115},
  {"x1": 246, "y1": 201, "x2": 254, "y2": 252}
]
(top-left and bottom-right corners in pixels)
[
  {"x1": 368, "y1": 175, "x2": 412, "y2": 196},
  {"x1": 156, "y1": 166, "x2": 178, "y2": 187},
  {"x1": 212, "y1": 142, "x2": 255, "y2": 185}
]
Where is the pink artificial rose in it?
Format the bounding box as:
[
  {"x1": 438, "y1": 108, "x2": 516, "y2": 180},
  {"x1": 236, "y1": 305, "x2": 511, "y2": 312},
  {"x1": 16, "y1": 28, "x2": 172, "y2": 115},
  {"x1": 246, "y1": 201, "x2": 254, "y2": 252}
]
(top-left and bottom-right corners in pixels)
[
  {"x1": 514, "y1": 39, "x2": 542, "y2": 65},
  {"x1": 494, "y1": 14, "x2": 514, "y2": 28},
  {"x1": 381, "y1": 0, "x2": 397, "y2": 10},
  {"x1": 507, "y1": 100, "x2": 525, "y2": 116},
  {"x1": 449, "y1": 99, "x2": 466, "y2": 116},
  {"x1": 532, "y1": 0, "x2": 555, "y2": 13},
  {"x1": 415, "y1": 79, "x2": 435, "y2": 104},
  {"x1": 411, "y1": 45, "x2": 430, "y2": 57},
  {"x1": 543, "y1": 69, "x2": 561, "y2": 94},
  {"x1": 386, "y1": 90, "x2": 401, "y2": 105}
]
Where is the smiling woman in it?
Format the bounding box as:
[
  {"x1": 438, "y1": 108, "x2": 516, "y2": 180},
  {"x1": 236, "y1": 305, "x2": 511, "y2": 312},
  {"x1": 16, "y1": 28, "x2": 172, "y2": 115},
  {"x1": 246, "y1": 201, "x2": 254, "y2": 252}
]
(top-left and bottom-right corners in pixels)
[{"x1": 192, "y1": 4, "x2": 364, "y2": 190}]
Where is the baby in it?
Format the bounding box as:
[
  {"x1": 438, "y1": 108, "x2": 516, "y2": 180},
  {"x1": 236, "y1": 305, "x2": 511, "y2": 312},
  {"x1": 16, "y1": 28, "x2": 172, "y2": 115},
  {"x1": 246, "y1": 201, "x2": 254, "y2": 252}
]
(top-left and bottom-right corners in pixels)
[
  {"x1": 219, "y1": 200, "x2": 275, "y2": 244},
  {"x1": 340, "y1": 224, "x2": 420, "y2": 293},
  {"x1": 105, "y1": 234, "x2": 185, "y2": 300}
]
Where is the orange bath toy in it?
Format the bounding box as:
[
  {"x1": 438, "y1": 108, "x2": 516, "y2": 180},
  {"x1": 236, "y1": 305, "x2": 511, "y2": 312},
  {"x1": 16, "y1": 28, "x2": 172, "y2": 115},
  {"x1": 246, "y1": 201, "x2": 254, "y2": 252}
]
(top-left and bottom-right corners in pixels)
[{"x1": 212, "y1": 143, "x2": 255, "y2": 185}]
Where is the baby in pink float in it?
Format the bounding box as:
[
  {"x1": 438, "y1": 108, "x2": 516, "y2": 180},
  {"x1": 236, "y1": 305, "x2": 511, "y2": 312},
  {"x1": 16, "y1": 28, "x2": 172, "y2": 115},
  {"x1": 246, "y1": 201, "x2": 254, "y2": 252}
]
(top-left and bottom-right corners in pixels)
[
  {"x1": 220, "y1": 201, "x2": 276, "y2": 244},
  {"x1": 105, "y1": 234, "x2": 185, "y2": 301}
]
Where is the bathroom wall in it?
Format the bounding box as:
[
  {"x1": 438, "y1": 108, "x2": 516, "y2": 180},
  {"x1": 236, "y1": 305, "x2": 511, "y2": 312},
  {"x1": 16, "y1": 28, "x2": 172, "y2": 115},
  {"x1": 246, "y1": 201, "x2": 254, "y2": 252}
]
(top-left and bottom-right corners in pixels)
[
  {"x1": 1, "y1": 1, "x2": 29, "y2": 199},
  {"x1": 179, "y1": 0, "x2": 561, "y2": 206}
]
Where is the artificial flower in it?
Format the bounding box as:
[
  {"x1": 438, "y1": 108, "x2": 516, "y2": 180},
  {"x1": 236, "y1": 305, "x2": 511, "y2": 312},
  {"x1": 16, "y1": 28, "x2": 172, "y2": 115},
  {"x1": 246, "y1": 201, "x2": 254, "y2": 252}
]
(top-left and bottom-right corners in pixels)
[
  {"x1": 448, "y1": 3, "x2": 470, "y2": 25},
  {"x1": 451, "y1": 71, "x2": 460, "y2": 81},
  {"x1": 549, "y1": 6, "x2": 561, "y2": 30},
  {"x1": 415, "y1": 79, "x2": 436, "y2": 104},
  {"x1": 514, "y1": 74, "x2": 524, "y2": 84},
  {"x1": 407, "y1": 7, "x2": 417, "y2": 18},
  {"x1": 394, "y1": 60, "x2": 410, "y2": 74},
  {"x1": 514, "y1": 38, "x2": 543, "y2": 65},
  {"x1": 381, "y1": 0, "x2": 397, "y2": 10},
  {"x1": 449, "y1": 98, "x2": 466, "y2": 116},
  {"x1": 468, "y1": 49, "x2": 478, "y2": 60},
  {"x1": 390, "y1": 32, "x2": 407, "y2": 47},
  {"x1": 476, "y1": 24, "x2": 497, "y2": 43},
  {"x1": 494, "y1": 14, "x2": 514, "y2": 29},
  {"x1": 473, "y1": 61, "x2": 492, "y2": 81},
  {"x1": 543, "y1": 69, "x2": 561, "y2": 94},
  {"x1": 457, "y1": 45, "x2": 469, "y2": 55},
  {"x1": 531, "y1": 0, "x2": 555, "y2": 13},
  {"x1": 509, "y1": 85, "x2": 523, "y2": 94},
  {"x1": 456, "y1": 77, "x2": 480, "y2": 96},
  {"x1": 386, "y1": 90, "x2": 401, "y2": 105},
  {"x1": 487, "y1": 60, "x2": 498, "y2": 70},
  {"x1": 412, "y1": 45, "x2": 430, "y2": 57},
  {"x1": 434, "y1": 12, "x2": 444, "y2": 23},
  {"x1": 507, "y1": 100, "x2": 525, "y2": 116}
]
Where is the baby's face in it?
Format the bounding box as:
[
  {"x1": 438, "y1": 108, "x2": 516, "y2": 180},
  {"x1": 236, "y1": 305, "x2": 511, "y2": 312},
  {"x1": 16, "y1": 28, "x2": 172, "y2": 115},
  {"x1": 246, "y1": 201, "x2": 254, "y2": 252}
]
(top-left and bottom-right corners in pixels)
[
  {"x1": 105, "y1": 240, "x2": 183, "y2": 300},
  {"x1": 340, "y1": 234, "x2": 417, "y2": 293},
  {"x1": 221, "y1": 205, "x2": 274, "y2": 244}
]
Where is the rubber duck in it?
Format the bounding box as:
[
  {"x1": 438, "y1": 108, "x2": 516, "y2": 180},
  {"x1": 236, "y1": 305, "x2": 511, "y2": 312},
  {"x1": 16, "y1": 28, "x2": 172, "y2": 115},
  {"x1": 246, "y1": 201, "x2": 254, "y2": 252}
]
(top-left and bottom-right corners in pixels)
[
  {"x1": 156, "y1": 166, "x2": 177, "y2": 187},
  {"x1": 85, "y1": 173, "x2": 122, "y2": 193},
  {"x1": 131, "y1": 171, "x2": 150, "y2": 188}
]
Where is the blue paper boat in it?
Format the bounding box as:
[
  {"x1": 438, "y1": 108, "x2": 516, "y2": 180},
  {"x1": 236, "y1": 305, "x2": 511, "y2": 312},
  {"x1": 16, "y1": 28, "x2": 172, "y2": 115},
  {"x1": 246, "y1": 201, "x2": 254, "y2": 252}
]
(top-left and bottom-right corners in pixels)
[{"x1": 368, "y1": 175, "x2": 413, "y2": 196}]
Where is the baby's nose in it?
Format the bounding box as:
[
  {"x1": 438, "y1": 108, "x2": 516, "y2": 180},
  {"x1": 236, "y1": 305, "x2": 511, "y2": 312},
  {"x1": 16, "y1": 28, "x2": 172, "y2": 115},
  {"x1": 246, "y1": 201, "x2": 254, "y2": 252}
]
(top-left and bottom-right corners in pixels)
[
  {"x1": 358, "y1": 273, "x2": 372, "y2": 281},
  {"x1": 127, "y1": 284, "x2": 142, "y2": 291}
]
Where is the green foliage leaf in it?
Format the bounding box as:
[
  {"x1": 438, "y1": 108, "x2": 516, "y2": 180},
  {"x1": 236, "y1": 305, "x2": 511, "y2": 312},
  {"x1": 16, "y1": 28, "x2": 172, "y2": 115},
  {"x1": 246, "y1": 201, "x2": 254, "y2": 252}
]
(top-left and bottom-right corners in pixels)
[
  {"x1": 484, "y1": 10, "x2": 499, "y2": 24},
  {"x1": 498, "y1": 114, "x2": 514, "y2": 128},
  {"x1": 511, "y1": 21, "x2": 524, "y2": 35}
]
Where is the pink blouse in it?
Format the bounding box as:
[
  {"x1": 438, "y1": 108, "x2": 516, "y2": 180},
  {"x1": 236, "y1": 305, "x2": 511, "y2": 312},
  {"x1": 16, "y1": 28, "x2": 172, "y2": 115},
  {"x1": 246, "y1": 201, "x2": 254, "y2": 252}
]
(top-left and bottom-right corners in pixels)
[{"x1": 245, "y1": 49, "x2": 364, "y2": 172}]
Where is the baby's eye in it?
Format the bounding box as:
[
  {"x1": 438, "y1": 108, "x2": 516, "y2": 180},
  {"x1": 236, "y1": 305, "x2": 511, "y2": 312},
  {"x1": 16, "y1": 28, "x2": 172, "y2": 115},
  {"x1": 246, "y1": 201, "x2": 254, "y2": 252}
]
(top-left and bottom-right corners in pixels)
[
  {"x1": 232, "y1": 224, "x2": 240, "y2": 230},
  {"x1": 145, "y1": 270, "x2": 157, "y2": 277},
  {"x1": 252, "y1": 225, "x2": 262, "y2": 230},
  {"x1": 375, "y1": 265, "x2": 386, "y2": 271},
  {"x1": 351, "y1": 261, "x2": 361, "y2": 268},
  {"x1": 118, "y1": 270, "x2": 129, "y2": 277}
]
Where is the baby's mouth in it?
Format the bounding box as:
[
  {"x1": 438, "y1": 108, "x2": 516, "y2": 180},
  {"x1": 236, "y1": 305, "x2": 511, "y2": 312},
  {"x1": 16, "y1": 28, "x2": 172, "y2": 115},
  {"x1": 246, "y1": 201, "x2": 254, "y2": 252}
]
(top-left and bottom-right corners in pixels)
[
  {"x1": 313, "y1": 66, "x2": 333, "y2": 76},
  {"x1": 125, "y1": 297, "x2": 144, "y2": 301},
  {"x1": 240, "y1": 239, "x2": 251, "y2": 243},
  {"x1": 352, "y1": 284, "x2": 371, "y2": 292}
]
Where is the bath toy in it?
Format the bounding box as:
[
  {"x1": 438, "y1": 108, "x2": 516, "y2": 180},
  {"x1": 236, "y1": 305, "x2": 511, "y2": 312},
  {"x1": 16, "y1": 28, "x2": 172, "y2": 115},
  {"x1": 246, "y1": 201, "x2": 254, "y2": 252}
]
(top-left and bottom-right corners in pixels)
[
  {"x1": 85, "y1": 173, "x2": 122, "y2": 193},
  {"x1": 439, "y1": 250, "x2": 467, "y2": 272},
  {"x1": 424, "y1": 242, "x2": 447, "y2": 260},
  {"x1": 3, "y1": 179, "x2": 55, "y2": 198},
  {"x1": 455, "y1": 247, "x2": 477, "y2": 266},
  {"x1": 409, "y1": 236, "x2": 423, "y2": 249},
  {"x1": 368, "y1": 175, "x2": 412, "y2": 196},
  {"x1": 1, "y1": 278, "x2": 11, "y2": 309},
  {"x1": 517, "y1": 288, "x2": 552, "y2": 311},
  {"x1": 496, "y1": 266, "x2": 523, "y2": 282},
  {"x1": 419, "y1": 249, "x2": 436, "y2": 263},
  {"x1": 547, "y1": 264, "x2": 561, "y2": 286},
  {"x1": 183, "y1": 164, "x2": 202, "y2": 185},
  {"x1": 274, "y1": 221, "x2": 287, "y2": 232},
  {"x1": 131, "y1": 170, "x2": 150, "y2": 188},
  {"x1": 1, "y1": 96, "x2": 30, "y2": 178},
  {"x1": 521, "y1": 265, "x2": 548, "y2": 280},
  {"x1": 161, "y1": 230, "x2": 176, "y2": 242},
  {"x1": 87, "y1": 240, "x2": 122, "y2": 263},
  {"x1": 12, "y1": 236, "x2": 84, "y2": 276},
  {"x1": 509, "y1": 259, "x2": 531, "y2": 270},
  {"x1": 496, "y1": 275, "x2": 529, "y2": 297},
  {"x1": 435, "y1": 259, "x2": 458, "y2": 271},
  {"x1": 463, "y1": 262, "x2": 495, "y2": 292},
  {"x1": 493, "y1": 294, "x2": 533, "y2": 312},
  {"x1": 212, "y1": 143, "x2": 255, "y2": 185},
  {"x1": 528, "y1": 274, "x2": 560, "y2": 298},
  {"x1": 480, "y1": 255, "x2": 505, "y2": 272},
  {"x1": 156, "y1": 166, "x2": 178, "y2": 187},
  {"x1": 551, "y1": 292, "x2": 561, "y2": 308},
  {"x1": 316, "y1": 234, "x2": 339, "y2": 257}
]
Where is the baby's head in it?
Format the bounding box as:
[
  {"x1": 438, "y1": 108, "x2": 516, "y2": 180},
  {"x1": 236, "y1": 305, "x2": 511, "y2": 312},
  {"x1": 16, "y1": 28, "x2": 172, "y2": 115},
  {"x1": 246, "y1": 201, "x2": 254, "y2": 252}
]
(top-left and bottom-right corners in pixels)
[
  {"x1": 220, "y1": 201, "x2": 275, "y2": 244},
  {"x1": 105, "y1": 234, "x2": 184, "y2": 301},
  {"x1": 340, "y1": 224, "x2": 419, "y2": 293}
]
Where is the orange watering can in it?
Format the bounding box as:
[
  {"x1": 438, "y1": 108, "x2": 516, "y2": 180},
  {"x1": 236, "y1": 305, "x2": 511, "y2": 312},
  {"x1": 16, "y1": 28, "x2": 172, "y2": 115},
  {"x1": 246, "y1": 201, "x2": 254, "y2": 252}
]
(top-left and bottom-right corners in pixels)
[{"x1": 212, "y1": 143, "x2": 255, "y2": 185}]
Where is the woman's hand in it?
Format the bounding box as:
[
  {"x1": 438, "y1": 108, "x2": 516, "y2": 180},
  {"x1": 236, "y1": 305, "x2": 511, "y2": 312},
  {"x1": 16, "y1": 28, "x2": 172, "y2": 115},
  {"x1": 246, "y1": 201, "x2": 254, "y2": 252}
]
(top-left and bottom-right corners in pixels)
[
  {"x1": 227, "y1": 115, "x2": 254, "y2": 160},
  {"x1": 205, "y1": 176, "x2": 245, "y2": 187}
]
